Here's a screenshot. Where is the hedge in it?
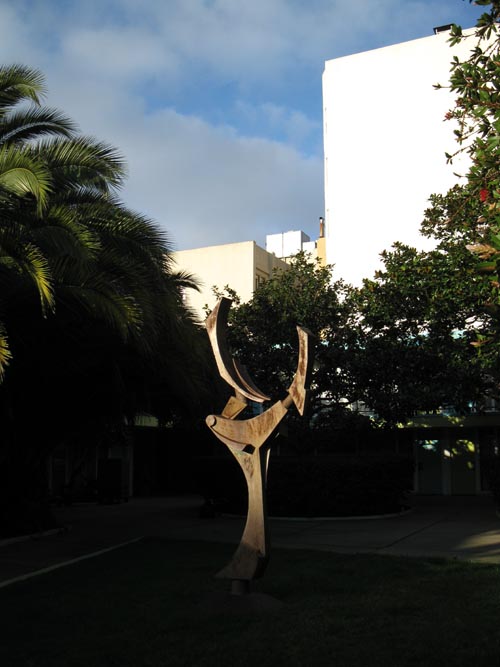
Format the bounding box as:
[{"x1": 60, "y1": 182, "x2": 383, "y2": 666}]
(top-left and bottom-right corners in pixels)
[
  {"x1": 193, "y1": 454, "x2": 414, "y2": 517},
  {"x1": 483, "y1": 457, "x2": 500, "y2": 508}
]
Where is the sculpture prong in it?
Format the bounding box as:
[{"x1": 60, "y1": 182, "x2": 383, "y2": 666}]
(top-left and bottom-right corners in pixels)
[
  {"x1": 205, "y1": 297, "x2": 270, "y2": 403},
  {"x1": 287, "y1": 325, "x2": 314, "y2": 416}
]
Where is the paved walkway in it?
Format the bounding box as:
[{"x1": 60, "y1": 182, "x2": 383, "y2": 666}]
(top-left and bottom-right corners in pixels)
[{"x1": 1, "y1": 494, "x2": 499, "y2": 587}]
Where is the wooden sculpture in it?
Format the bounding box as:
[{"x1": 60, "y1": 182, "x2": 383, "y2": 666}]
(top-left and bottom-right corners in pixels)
[{"x1": 205, "y1": 297, "x2": 314, "y2": 590}]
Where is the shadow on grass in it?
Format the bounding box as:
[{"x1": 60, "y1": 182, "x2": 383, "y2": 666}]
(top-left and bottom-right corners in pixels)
[{"x1": 1, "y1": 538, "x2": 500, "y2": 666}]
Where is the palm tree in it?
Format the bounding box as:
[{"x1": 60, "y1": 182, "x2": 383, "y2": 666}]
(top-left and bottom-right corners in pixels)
[
  {"x1": 0, "y1": 65, "x2": 129, "y2": 376},
  {"x1": 0, "y1": 65, "x2": 215, "y2": 536},
  {"x1": 0, "y1": 65, "x2": 74, "y2": 375},
  {"x1": 0, "y1": 65, "x2": 76, "y2": 211}
]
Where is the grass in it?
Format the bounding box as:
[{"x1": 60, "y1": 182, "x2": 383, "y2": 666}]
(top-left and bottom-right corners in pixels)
[{"x1": 1, "y1": 539, "x2": 500, "y2": 666}]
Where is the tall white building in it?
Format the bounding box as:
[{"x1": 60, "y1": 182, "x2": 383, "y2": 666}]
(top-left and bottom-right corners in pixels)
[{"x1": 322, "y1": 26, "x2": 477, "y2": 286}]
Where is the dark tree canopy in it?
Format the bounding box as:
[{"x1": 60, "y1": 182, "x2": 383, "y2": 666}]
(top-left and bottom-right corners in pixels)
[
  {"x1": 0, "y1": 65, "x2": 217, "y2": 535},
  {"x1": 214, "y1": 253, "x2": 356, "y2": 430}
]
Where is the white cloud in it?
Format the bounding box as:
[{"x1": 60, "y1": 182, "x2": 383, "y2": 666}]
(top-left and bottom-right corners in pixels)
[
  {"x1": 24, "y1": 0, "x2": 453, "y2": 89},
  {"x1": 234, "y1": 100, "x2": 321, "y2": 151},
  {"x1": 0, "y1": 0, "x2": 484, "y2": 255},
  {"x1": 38, "y1": 68, "x2": 323, "y2": 250},
  {"x1": 115, "y1": 108, "x2": 324, "y2": 250},
  {"x1": 62, "y1": 28, "x2": 180, "y2": 82},
  {"x1": 0, "y1": 3, "x2": 42, "y2": 66}
]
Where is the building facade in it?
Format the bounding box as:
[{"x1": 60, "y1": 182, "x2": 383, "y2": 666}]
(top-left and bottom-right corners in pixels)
[
  {"x1": 266, "y1": 224, "x2": 327, "y2": 266},
  {"x1": 173, "y1": 226, "x2": 326, "y2": 320},
  {"x1": 322, "y1": 26, "x2": 476, "y2": 286},
  {"x1": 173, "y1": 240, "x2": 288, "y2": 320},
  {"x1": 322, "y1": 26, "x2": 500, "y2": 495}
]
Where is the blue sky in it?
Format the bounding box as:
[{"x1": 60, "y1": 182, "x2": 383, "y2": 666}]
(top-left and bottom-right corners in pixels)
[{"x1": 0, "y1": 0, "x2": 486, "y2": 250}]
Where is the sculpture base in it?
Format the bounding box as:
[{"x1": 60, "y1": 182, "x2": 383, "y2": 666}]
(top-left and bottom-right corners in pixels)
[{"x1": 231, "y1": 579, "x2": 250, "y2": 595}]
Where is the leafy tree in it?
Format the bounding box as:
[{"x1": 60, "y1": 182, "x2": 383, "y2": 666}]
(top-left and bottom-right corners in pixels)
[
  {"x1": 214, "y1": 243, "x2": 489, "y2": 437},
  {"x1": 347, "y1": 240, "x2": 492, "y2": 425},
  {"x1": 345, "y1": 3, "x2": 500, "y2": 425},
  {"x1": 0, "y1": 65, "x2": 75, "y2": 372},
  {"x1": 0, "y1": 64, "x2": 126, "y2": 375},
  {"x1": 434, "y1": 3, "x2": 500, "y2": 355},
  {"x1": 213, "y1": 252, "x2": 365, "y2": 450}
]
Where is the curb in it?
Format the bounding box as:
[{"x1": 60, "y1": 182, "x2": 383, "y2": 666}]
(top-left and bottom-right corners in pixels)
[
  {"x1": 222, "y1": 507, "x2": 414, "y2": 522},
  {"x1": 270, "y1": 507, "x2": 414, "y2": 521},
  {"x1": 0, "y1": 526, "x2": 69, "y2": 548},
  {"x1": 0, "y1": 536, "x2": 144, "y2": 590}
]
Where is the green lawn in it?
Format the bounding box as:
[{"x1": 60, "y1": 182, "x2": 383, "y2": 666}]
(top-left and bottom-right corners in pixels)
[{"x1": 1, "y1": 539, "x2": 500, "y2": 666}]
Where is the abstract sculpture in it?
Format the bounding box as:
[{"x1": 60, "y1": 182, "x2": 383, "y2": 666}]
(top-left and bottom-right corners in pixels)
[{"x1": 205, "y1": 297, "x2": 314, "y2": 593}]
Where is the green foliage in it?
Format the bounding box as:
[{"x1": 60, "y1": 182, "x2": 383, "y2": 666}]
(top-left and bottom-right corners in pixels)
[
  {"x1": 346, "y1": 239, "x2": 493, "y2": 424},
  {"x1": 214, "y1": 239, "x2": 493, "y2": 432},
  {"x1": 219, "y1": 252, "x2": 354, "y2": 429},
  {"x1": 0, "y1": 65, "x2": 219, "y2": 532},
  {"x1": 438, "y1": 3, "x2": 500, "y2": 358},
  {"x1": 194, "y1": 453, "x2": 413, "y2": 517},
  {"x1": 267, "y1": 455, "x2": 413, "y2": 517},
  {"x1": 482, "y1": 454, "x2": 500, "y2": 506},
  {"x1": 0, "y1": 64, "x2": 211, "y2": 415},
  {"x1": 349, "y1": 4, "x2": 500, "y2": 423}
]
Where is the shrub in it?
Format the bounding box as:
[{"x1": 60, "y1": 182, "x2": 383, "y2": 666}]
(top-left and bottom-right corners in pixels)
[
  {"x1": 482, "y1": 457, "x2": 500, "y2": 509},
  {"x1": 194, "y1": 454, "x2": 414, "y2": 517}
]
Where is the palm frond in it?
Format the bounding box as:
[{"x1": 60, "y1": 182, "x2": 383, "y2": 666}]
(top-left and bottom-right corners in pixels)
[
  {"x1": 32, "y1": 137, "x2": 127, "y2": 192},
  {"x1": 0, "y1": 65, "x2": 46, "y2": 111},
  {"x1": 37, "y1": 203, "x2": 102, "y2": 258},
  {"x1": 101, "y1": 207, "x2": 170, "y2": 250},
  {"x1": 170, "y1": 269, "x2": 201, "y2": 292},
  {"x1": 0, "y1": 319, "x2": 12, "y2": 380},
  {"x1": 0, "y1": 145, "x2": 52, "y2": 213},
  {"x1": 0, "y1": 221, "x2": 54, "y2": 314},
  {"x1": 0, "y1": 107, "x2": 77, "y2": 145},
  {"x1": 15, "y1": 242, "x2": 54, "y2": 313},
  {"x1": 88, "y1": 204, "x2": 172, "y2": 273},
  {"x1": 58, "y1": 280, "x2": 143, "y2": 340},
  {"x1": 45, "y1": 190, "x2": 171, "y2": 258},
  {"x1": 51, "y1": 254, "x2": 143, "y2": 337}
]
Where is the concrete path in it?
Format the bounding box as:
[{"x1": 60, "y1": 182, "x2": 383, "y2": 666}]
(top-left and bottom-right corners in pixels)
[{"x1": 0, "y1": 494, "x2": 499, "y2": 587}]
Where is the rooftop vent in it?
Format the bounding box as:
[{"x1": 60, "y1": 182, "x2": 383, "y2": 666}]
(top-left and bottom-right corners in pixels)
[{"x1": 434, "y1": 24, "x2": 453, "y2": 35}]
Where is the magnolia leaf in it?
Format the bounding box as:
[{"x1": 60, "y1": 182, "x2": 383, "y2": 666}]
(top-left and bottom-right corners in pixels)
[
  {"x1": 477, "y1": 260, "x2": 498, "y2": 272},
  {"x1": 466, "y1": 243, "x2": 498, "y2": 258}
]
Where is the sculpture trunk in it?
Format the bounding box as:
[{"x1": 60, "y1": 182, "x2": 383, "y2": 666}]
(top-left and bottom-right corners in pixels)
[{"x1": 216, "y1": 446, "x2": 271, "y2": 581}]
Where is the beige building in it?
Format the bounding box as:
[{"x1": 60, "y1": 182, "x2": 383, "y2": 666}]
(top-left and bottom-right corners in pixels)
[
  {"x1": 173, "y1": 225, "x2": 326, "y2": 320},
  {"x1": 173, "y1": 240, "x2": 289, "y2": 320}
]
